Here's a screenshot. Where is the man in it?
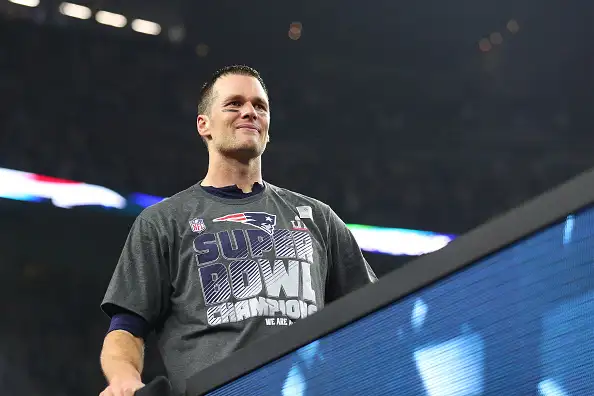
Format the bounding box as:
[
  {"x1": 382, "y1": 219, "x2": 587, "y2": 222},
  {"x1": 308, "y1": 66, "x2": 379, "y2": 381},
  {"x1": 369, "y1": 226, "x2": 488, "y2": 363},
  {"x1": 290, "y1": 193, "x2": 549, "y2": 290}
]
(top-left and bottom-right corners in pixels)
[{"x1": 99, "y1": 65, "x2": 377, "y2": 396}]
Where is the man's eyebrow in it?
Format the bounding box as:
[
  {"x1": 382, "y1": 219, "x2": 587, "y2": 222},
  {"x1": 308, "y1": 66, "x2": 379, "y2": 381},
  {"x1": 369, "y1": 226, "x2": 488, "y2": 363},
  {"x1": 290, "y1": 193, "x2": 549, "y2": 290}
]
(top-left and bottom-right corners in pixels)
[{"x1": 222, "y1": 94, "x2": 242, "y2": 102}]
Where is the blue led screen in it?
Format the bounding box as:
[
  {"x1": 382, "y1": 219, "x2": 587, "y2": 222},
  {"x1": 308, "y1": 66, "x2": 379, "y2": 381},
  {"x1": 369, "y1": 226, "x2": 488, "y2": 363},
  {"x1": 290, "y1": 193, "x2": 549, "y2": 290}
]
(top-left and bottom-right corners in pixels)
[{"x1": 207, "y1": 206, "x2": 594, "y2": 396}]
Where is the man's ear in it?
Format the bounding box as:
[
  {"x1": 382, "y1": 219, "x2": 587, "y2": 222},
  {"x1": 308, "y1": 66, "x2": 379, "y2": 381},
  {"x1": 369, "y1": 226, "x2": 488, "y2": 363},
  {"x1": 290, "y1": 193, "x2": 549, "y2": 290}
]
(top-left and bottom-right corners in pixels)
[{"x1": 197, "y1": 114, "x2": 210, "y2": 139}]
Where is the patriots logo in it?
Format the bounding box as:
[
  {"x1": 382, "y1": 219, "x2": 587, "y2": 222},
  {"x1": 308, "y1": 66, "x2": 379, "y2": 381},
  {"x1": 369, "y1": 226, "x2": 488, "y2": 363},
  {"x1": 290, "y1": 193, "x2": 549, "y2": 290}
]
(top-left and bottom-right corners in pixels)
[{"x1": 213, "y1": 212, "x2": 277, "y2": 235}]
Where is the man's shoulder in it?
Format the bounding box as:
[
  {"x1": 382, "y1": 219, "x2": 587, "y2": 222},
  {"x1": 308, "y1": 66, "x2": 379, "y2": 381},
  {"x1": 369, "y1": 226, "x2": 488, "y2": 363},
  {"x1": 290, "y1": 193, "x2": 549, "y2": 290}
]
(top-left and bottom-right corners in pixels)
[
  {"x1": 266, "y1": 182, "x2": 330, "y2": 213},
  {"x1": 137, "y1": 184, "x2": 200, "y2": 224}
]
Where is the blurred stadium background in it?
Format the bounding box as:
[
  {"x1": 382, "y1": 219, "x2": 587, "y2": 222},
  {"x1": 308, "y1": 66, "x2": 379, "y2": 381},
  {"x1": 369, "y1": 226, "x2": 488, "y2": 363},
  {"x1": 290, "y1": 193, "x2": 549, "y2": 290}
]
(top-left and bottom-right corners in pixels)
[{"x1": 0, "y1": 0, "x2": 592, "y2": 394}]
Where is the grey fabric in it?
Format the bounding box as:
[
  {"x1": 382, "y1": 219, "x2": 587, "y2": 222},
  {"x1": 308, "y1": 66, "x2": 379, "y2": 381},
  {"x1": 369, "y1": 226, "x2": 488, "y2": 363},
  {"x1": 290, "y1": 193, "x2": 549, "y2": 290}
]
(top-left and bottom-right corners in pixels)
[{"x1": 102, "y1": 181, "x2": 377, "y2": 395}]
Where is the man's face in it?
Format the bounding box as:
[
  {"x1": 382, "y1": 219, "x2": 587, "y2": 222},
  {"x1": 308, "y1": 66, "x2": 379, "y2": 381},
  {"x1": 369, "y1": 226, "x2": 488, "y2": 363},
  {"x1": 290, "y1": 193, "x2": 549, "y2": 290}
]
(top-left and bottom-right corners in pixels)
[{"x1": 198, "y1": 74, "x2": 270, "y2": 161}]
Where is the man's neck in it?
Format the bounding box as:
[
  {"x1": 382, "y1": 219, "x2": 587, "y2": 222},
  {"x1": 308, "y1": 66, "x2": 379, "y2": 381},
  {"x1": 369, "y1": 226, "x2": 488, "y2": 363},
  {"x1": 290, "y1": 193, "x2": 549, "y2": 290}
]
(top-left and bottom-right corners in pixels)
[{"x1": 201, "y1": 154, "x2": 263, "y2": 193}]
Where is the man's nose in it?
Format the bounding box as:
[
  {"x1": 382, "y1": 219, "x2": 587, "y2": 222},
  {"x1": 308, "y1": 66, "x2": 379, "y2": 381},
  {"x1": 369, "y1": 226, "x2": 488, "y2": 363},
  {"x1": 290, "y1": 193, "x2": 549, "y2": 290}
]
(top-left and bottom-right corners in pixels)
[{"x1": 240, "y1": 103, "x2": 258, "y2": 119}]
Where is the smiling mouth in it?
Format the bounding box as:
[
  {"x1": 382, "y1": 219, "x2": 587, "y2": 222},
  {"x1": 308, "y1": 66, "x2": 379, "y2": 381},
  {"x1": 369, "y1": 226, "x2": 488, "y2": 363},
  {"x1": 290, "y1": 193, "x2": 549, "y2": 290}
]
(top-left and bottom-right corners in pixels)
[{"x1": 237, "y1": 126, "x2": 260, "y2": 133}]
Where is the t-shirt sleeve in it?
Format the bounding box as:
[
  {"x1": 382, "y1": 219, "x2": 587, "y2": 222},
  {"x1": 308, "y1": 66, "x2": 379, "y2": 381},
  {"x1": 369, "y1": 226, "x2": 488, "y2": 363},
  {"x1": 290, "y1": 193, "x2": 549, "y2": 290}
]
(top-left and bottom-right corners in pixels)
[
  {"x1": 324, "y1": 206, "x2": 378, "y2": 304},
  {"x1": 101, "y1": 215, "x2": 171, "y2": 329}
]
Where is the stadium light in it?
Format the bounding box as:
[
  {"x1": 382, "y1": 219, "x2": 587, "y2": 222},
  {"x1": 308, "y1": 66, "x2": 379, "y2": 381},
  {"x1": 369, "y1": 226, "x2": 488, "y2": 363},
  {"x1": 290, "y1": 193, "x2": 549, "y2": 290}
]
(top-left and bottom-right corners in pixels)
[
  {"x1": 131, "y1": 19, "x2": 161, "y2": 35},
  {"x1": 59, "y1": 2, "x2": 91, "y2": 20},
  {"x1": 9, "y1": 0, "x2": 40, "y2": 7},
  {"x1": 0, "y1": 164, "x2": 456, "y2": 257},
  {"x1": 95, "y1": 10, "x2": 127, "y2": 28}
]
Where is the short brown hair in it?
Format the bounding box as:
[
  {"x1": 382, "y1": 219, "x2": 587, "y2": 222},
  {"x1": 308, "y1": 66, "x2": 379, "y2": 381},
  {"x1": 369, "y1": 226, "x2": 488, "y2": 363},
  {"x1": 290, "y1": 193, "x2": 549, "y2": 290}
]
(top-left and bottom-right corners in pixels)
[{"x1": 197, "y1": 65, "x2": 269, "y2": 116}]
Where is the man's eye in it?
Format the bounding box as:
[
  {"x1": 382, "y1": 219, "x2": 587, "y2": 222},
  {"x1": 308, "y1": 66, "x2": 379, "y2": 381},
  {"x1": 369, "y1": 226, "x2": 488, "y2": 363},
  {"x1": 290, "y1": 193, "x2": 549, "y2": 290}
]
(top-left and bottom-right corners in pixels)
[
  {"x1": 256, "y1": 104, "x2": 267, "y2": 111},
  {"x1": 229, "y1": 101, "x2": 241, "y2": 106}
]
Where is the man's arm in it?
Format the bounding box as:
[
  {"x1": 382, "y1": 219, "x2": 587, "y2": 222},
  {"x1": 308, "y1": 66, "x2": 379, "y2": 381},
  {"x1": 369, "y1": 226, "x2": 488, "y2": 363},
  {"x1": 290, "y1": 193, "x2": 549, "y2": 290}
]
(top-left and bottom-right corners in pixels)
[
  {"x1": 100, "y1": 330, "x2": 145, "y2": 386},
  {"x1": 99, "y1": 214, "x2": 170, "y2": 395},
  {"x1": 324, "y1": 205, "x2": 378, "y2": 304}
]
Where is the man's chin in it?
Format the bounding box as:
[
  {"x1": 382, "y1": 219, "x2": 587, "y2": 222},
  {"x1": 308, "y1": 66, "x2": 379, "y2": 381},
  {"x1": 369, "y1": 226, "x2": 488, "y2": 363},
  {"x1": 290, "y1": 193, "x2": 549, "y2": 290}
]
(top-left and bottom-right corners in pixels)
[{"x1": 221, "y1": 144, "x2": 264, "y2": 161}]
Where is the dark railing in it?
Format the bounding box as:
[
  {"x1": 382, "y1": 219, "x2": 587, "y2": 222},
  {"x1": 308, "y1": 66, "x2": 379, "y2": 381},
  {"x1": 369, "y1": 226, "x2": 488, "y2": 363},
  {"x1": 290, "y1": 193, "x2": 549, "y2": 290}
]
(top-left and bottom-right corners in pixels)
[{"x1": 136, "y1": 166, "x2": 594, "y2": 396}]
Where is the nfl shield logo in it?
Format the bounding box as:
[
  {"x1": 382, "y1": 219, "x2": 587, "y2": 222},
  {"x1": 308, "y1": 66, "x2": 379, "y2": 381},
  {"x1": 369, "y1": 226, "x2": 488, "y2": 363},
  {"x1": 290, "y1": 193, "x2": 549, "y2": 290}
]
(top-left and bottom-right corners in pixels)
[{"x1": 189, "y1": 218, "x2": 206, "y2": 233}]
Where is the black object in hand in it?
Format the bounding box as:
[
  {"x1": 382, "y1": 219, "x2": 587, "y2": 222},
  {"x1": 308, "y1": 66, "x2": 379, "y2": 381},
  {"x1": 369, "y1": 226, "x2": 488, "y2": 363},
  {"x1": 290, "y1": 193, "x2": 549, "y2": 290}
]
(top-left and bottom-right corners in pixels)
[{"x1": 135, "y1": 376, "x2": 172, "y2": 396}]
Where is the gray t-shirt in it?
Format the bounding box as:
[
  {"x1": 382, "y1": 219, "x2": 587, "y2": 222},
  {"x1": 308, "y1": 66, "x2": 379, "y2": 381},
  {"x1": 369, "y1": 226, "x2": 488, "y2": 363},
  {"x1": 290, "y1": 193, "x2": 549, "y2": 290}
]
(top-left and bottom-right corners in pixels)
[{"x1": 101, "y1": 182, "x2": 377, "y2": 395}]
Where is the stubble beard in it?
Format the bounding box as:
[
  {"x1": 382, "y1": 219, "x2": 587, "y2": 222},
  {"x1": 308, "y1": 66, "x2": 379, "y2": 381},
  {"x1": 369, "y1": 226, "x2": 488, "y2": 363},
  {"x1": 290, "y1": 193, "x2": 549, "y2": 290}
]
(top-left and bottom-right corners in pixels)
[{"x1": 218, "y1": 134, "x2": 264, "y2": 163}]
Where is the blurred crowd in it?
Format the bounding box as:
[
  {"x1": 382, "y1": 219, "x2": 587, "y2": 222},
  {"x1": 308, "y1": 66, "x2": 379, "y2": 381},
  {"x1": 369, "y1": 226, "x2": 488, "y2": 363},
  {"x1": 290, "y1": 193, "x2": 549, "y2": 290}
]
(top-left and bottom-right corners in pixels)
[
  {"x1": 0, "y1": 207, "x2": 167, "y2": 395},
  {"x1": 0, "y1": 267, "x2": 105, "y2": 395},
  {"x1": 1, "y1": 19, "x2": 593, "y2": 234},
  {"x1": 0, "y1": 3, "x2": 593, "y2": 395}
]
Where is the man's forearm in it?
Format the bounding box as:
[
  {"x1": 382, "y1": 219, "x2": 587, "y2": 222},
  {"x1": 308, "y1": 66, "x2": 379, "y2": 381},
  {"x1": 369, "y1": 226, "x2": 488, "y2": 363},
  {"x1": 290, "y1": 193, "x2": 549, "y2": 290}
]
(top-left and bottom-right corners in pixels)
[{"x1": 101, "y1": 330, "x2": 145, "y2": 384}]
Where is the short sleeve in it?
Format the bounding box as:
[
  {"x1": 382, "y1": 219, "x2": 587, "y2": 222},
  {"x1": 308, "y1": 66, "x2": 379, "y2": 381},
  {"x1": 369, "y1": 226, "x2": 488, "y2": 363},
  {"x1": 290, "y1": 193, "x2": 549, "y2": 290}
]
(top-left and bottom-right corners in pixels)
[
  {"x1": 324, "y1": 207, "x2": 378, "y2": 304},
  {"x1": 101, "y1": 216, "x2": 171, "y2": 328}
]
